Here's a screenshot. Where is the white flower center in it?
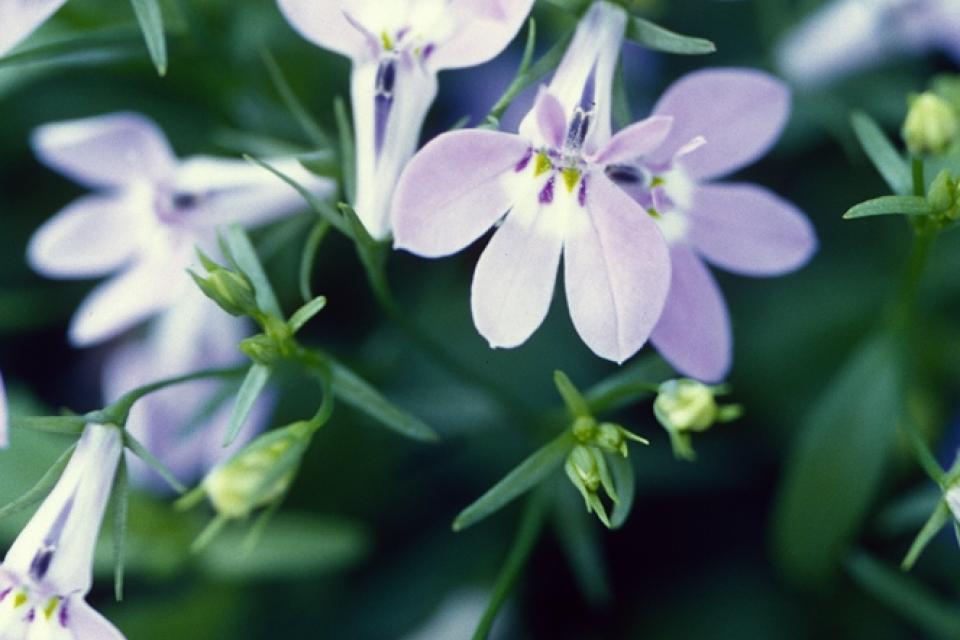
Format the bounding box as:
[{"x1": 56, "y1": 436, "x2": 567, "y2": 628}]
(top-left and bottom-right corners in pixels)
[{"x1": 0, "y1": 581, "x2": 74, "y2": 639}]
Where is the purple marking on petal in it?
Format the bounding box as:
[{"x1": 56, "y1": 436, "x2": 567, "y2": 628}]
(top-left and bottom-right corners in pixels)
[
  {"x1": 539, "y1": 176, "x2": 555, "y2": 204},
  {"x1": 374, "y1": 58, "x2": 397, "y2": 158},
  {"x1": 60, "y1": 599, "x2": 69, "y2": 627},
  {"x1": 422, "y1": 43, "x2": 435, "y2": 59},
  {"x1": 27, "y1": 607, "x2": 36, "y2": 622},
  {"x1": 578, "y1": 174, "x2": 588, "y2": 206},
  {"x1": 515, "y1": 147, "x2": 533, "y2": 172},
  {"x1": 0, "y1": 586, "x2": 11, "y2": 602}
]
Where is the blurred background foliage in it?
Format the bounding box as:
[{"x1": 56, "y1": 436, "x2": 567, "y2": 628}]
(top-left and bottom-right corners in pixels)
[{"x1": 2, "y1": 0, "x2": 960, "y2": 638}]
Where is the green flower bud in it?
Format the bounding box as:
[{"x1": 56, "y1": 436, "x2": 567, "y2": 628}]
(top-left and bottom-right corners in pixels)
[
  {"x1": 190, "y1": 264, "x2": 259, "y2": 318},
  {"x1": 903, "y1": 92, "x2": 959, "y2": 155},
  {"x1": 565, "y1": 445, "x2": 617, "y2": 527},
  {"x1": 927, "y1": 169, "x2": 960, "y2": 221},
  {"x1": 202, "y1": 421, "x2": 311, "y2": 519},
  {"x1": 240, "y1": 334, "x2": 282, "y2": 366},
  {"x1": 594, "y1": 422, "x2": 649, "y2": 458},
  {"x1": 571, "y1": 415, "x2": 597, "y2": 442},
  {"x1": 654, "y1": 379, "x2": 742, "y2": 461}
]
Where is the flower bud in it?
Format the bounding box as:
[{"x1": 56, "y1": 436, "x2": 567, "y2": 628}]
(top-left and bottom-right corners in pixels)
[
  {"x1": 203, "y1": 421, "x2": 311, "y2": 519},
  {"x1": 903, "y1": 92, "x2": 959, "y2": 155},
  {"x1": 565, "y1": 445, "x2": 617, "y2": 527},
  {"x1": 654, "y1": 379, "x2": 742, "y2": 461},
  {"x1": 190, "y1": 265, "x2": 259, "y2": 318},
  {"x1": 240, "y1": 334, "x2": 282, "y2": 366},
  {"x1": 594, "y1": 422, "x2": 648, "y2": 457},
  {"x1": 927, "y1": 169, "x2": 960, "y2": 221}
]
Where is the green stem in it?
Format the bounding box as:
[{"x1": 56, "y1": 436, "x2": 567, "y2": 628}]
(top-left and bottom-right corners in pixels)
[{"x1": 912, "y1": 156, "x2": 925, "y2": 197}]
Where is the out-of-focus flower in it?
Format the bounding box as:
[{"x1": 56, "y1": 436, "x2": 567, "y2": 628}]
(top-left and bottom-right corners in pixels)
[
  {"x1": 612, "y1": 69, "x2": 817, "y2": 382},
  {"x1": 903, "y1": 91, "x2": 959, "y2": 155},
  {"x1": 653, "y1": 378, "x2": 742, "y2": 460},
  {"x1": 28, "y1": 112, "x2": 334, "y2": 347},
  {"x1": 0, "y1": 0, "x2": 68, "y2": 56},
  {"x1": 277, "y1": 0, "x2": 535, "y2": 240},
  {"x1": 103, "y1": 288, "x2": 274, "y2": 491},
  {"x1": 0, "y1": 423, "x2": 125, "y2": 639},
  {"x1": 776, "y1": 0, "x2": 960, "y2": 90},
  {"x1": 392, "y1": 1, "x2": 671, "y2": 363},
  {"x1": 0, "y1": 371, "x2": 7, "y2": 449}
]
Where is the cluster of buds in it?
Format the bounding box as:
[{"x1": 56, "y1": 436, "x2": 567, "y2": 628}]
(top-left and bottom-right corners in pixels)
[
  {"x1": 902, "y1": 91, "x2": 959, "y2": 156},
  {"x1": 653, "y1": 379, "x2": 742, "y2": 461}
]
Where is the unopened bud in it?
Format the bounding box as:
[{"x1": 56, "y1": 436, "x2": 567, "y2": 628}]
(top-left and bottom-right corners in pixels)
[
  {"x1": 594, "y1": 422, "x2": 648, "y2": 457},
  {"x1": 654, "y1": 379, "x2": 741, "y2": 461},
  {"x1": 903, "y1": 92, "x2": 959, "y2": 155},
  {"x1": 190, "y1": 263, "x2": 258, "y2": 318},
  {"x1": 240, "y1": 334, "x2": 282, "y2": 366},
  {"x1": 927, "y1": 169, "x2": 960, "y2": 220},
  {"x1": 565, "y1": 445, "x2": 617, "y2": 527}
]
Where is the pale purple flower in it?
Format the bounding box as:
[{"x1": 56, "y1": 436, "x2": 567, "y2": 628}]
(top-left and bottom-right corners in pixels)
[
  {"x1": 277, "y1": 0, "x2": 535, "y2": 240},
  {"x1": 102, "y1": 288, "x2": 273, "y2": 491},
  {"x1": 612, "y1": 69, "x2": 817, "y2": 382},
  {"x1": 0, "y1": 371, "x2": 7, "y2": 449},
  {"x1": 0, "y1": 0, "x2": 67, "y2": 56},
  {"x1": 392, "y1": 1, "x2": 672, "y2": 363},
  {"x1": 27, "y1": 112, "x2": 334, "y2": 347},
  {"x1": 776, "y1": 0, "x2": 960, "y2": 89},
  {"x1": 0, "y1": 423, "x2": 125, "y2": 639}
]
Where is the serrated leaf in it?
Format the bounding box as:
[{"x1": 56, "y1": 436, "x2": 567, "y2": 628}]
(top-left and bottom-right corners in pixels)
[
  {"x1": 774, "y1": 334, "x2": 902, "y2": 584},
  {"x1": 453, "y1": 431, "x2": 575, "y2": 531},
  {"x1": 843, "y1": 195, "x2": 934, "y2": 220},
  {"x1": 224, "y1": 364, "x2": 272, "y2": 447},
  {"x1": 851, "y1": 112, "x2": 911, "y2": 195},
  {"x1": 327, "y1": 357, "x2": 437, "y2": 442},
  {"x1": 130, "y1": 0, "x2": 167, "y2": 75},
  {"x1": 221, "y1": 224, "x2": 283, "y2": 319},
  {"x1": 625, "y1": 17, "x2": 715, "y2": 55}
]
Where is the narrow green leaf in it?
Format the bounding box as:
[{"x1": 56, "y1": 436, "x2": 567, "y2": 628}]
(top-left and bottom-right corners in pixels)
[
  {"x1": 299, "y1": 221, "x2": 331, "y2": 303},
  {"x1": 222, "y1": 224, "x2": 283, "y2": 319},
  {"x1": 609, "y1": 454, "x2": 635, "y2": 529},
  {"x1": 111, "y1": 457, "x2": 129, "y2": 601},
  {"x1": 0, "y1": 28, "x2": 143, "y2": 71},
  {"x1": 245, "y1": 155, "x2": 350, "y2": 236},
  {"x1": 130, "y1": 0, "x2": 167, "y2": 75},
  {"x1": 224, "y1": 364, "x2": 272, "y2": 447},
  {"x1": 902, "y1": 501, "x2": 951, "y2": 570},
  {"x1": 843, "y1": 195, "x2": 934, "y2": 220},
  {"x1": 552, "y1": 487, "x2": 611, "y2": 606},
  {"x1": 851, "y1": 112, "x2": 911, "y2": 195},
  {"x1": 334, "y1": 96, "x2": 356, "y2": 202},
  {"x1": 472, "y1": 492, "x2": 546, "y2": 640},
  {"x1": 553, "y1": 371, "x2": 590, "y2": 417},
  {"x1": 774, "y1": 334, "x2": 902, "y2": 584},
  {"x1": 260, "y1": 48, "x2": 330, "y2": 148},
  {"x1": 847, "y1": 551, "x2": 960, "y2": 639},
  {"x1": 585, "y1": 354, "x2": 672, "y2": 414},
  {"x1": 10, "y1": 415, "x2": 87, "y2": 435},
  {"x1": 123, "y1": 431, "x2": 186, "y2": 494},
  {"x1": 338, "y1": 203, "x2": 392, "y2": 307},
  {"x1": 0, "y1": 443, "x2": 76, "y2": 520},
  {"x1": 625, "y1": 16, "x2": 716, "y2": 55},
  {"x1": 453, "y1": 431, "x2": 575, "y2": 531},
  {"x1": 326, "y1": 357, "x2": 437, "y2": 442},
  {"x1": 289, "y1": 296, "x2": 327, "y2": 334}
]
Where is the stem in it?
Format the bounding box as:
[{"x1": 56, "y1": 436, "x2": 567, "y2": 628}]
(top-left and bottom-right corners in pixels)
[{"x1": 912, "y1": 156, "x2": 925, "y2": 197}]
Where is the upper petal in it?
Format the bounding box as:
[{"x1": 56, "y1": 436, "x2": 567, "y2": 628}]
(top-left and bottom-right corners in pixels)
[
  {"x1": 593, "y1": 115, "x2": 673, "y2": 165},
  {"x1": 32, "y1": 113, "x2": 176, "y2": 188},
  {"x1": 650, "y1": 245, "x2": 731, "y2": 383},
  {"x1": 534, "y1": 88, "x2": 567, "y2": 150},
  {"x1": 427, "y1": 0, "x2": 535, "y2": 70},
  {"x1": 275, "y1": 0, "x2": 376, "y2": 59},
  {"x1": 470, "y1": 181, "x2": 564, "y2": 349},
  {"x1": 687, "y1": 182, "x2": 817, "y2": 276},
  {"x1": 392, "y1": 129, "x2": 529, "y2": 257},
  {"x1": 28, "y1": 192, "x2": 152, "y2": 279},
  {"x1": 0, "y1": 0, "x2": 68, "y2": 56},
  {"x1": 649, "y1": 69, "x2": 790, "y2": 181},
  {"x1": 564, "y1": 174, "x2": 671, "y2": 364},
  {"x1": 69, "y1": 598, "x2": 127, "y2": 640}
]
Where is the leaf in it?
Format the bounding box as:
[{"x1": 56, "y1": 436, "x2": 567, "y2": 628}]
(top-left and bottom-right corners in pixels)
[
  {"x1": 123, "y1": 431, "x2": 186, "y2": 494},
  {"x1": 553, "y1": 370, "x2": 590, "y2": 417},
  {"x1": 625, "y1": 17, "x2": 716, "y2": 55},
  {"x1": 245, "y1": 155, "x2": 349, "y2": 236},
  {"x1": 260, "y1": 48, "x2": 330, "y2": 148},
  {"x1": 130, "y1": 0, "x2": 167, "y2": 75},
  {"x1": 850, "y1": 112, "x2": 911, "y2": 195},
  {"x1": 553, "y1": 483, "x2": 611, "y2": 606},
  {"x1": 223, "y1": 364, "x2": 272, "y2": 447},
  {"x1": 111, "y1": 457, "x2": 129, "y2": 601},
  {"x1": 339, "y1": 203, "x2": 391, "y2": 306},
  {"x1": 299, "y1": 221, "x2": 331, "y2": 304},
  {"x1": 221, "y1": 224, "x2": 283, "y2": 319},
  {"x1": 453, "y1": 431, "x2": 575, "y2": 531},
  {"x1": 847, "y1": 550, "x2": 960, "y2": 639},
  {"x1": 843, "y1": 195, "x2": 934, "y2": 220},
  {"x1": 608, "y1": 454, "x2": 635, "y2": 529},
  {"x1": 334, "y1": 96, "x2": 356, "y2": 203},
  {"x1": 0, "y1": 443, "x2": 76, "y2": 520},
  {"x1": 0, "y1": 28, "x2": 143, "y2": 72},
  {"x1": 773, "y1": 334, "x2": 902, "y2": 584},
  {"x1": 585, "y1": 354, "x2": 672, "y2": 414},
  {"x1": 289, "y1": 296, "x2": 327, "y2": 334},
  {"x1": 326, "y1": 356, "x2": 437, "y2": 442},
  {"x1": 902, "y1": 501, "x2": 952, "y2": 570},
  {"x1": 9, "y1": 415, "x2": 87, "y2": 435}
]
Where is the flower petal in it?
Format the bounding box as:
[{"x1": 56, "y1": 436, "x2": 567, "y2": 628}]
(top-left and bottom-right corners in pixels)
[
  {"x1": 3, "y1": 423, "x2": 122, "y2": 595},
  {"x1": 427, "y1": 0, "x2": 535, "y2": 70},
  {"x1": 0, "y1": 371, "x2": 7, "y2": 449},
  {"x1": 32, "y1": 113, "x2": 176, "y2": 188},
  {"x1": 275, "y1": 0, "x2": 376, "y2": 60},
  {"x1": 69, "y1": 255, "x2": 185, "y2": 347},
  {"x1": 471, "y1": 184, "x2": 564, "y2": 349},
  {"x1": 393, "y1": 129, "x2": 529, "y2": 257},
  {"x1": 0, "y1": 0, "x2": 68, "y2": 56},
  {"x1": 166, "y1": 156, "x2": 334, "y2": 229},
  {"x1": 649, "y1": 69, "x2": 790, "y2": 181},
  {"x1": 650, "y1": 245, "x2": 731, "y2": 383},
  {"x1": 564, "y1": 174, "x2": 671, "y2": 364},
  {"x1": 534, "y1": 88, "x2": 566, "y2": 150},
  {"x1": 69, "y1": 598, "x2": 127, "y2": 639},
  {"x1": 594, "y1": 115, "x2": 673, "y2": 165},
  {"x1": 687, "y1": 182, "x2": 817, "y2": 276},
  {"x1": 27, "y1": 192, "x2": 152, "y2": 279}
]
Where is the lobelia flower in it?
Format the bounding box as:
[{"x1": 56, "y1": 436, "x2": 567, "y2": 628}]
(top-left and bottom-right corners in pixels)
[
  {"x1": 102, "y1": 288, "x2": 274, "y2": 491},
  {"x1": 0, "y1": 423, "x2": 125, "y2": 639},
  {"x1": 775, "y1": 0, "x2": 960, "y2": 89},
  {"x1": 0, "y1": 0, "x2": 69, "y2": 56},
  {"x1": 392, "y1": 1, "x2": 672, "y2": 363},
  {"x1": 611, "y1": 68, "x2": 817, "y2": 382},
  {"x1": 27, "y1": 111, "x2": 333, "y2": 347},
  {"x1": 276, "y1": 0, "x2": 535, "y2": 240}
]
